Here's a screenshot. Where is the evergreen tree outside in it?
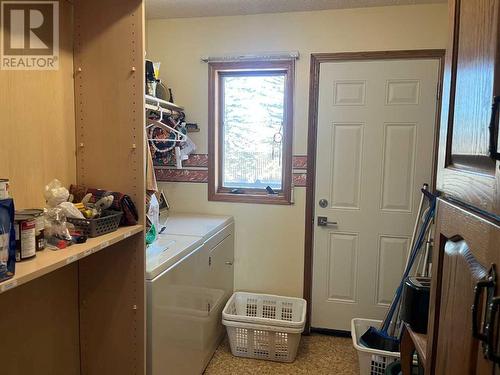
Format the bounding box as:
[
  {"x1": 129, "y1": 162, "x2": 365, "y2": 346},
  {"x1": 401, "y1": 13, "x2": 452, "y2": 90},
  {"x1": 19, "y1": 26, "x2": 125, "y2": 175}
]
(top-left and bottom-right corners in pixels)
[{"x1": 222, "y1": 73, "x2": 285, "y2": 189}]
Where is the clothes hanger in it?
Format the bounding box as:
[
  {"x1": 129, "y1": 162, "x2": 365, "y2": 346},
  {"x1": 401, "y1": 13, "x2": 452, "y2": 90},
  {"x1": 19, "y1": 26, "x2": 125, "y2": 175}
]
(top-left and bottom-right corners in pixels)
[
  {"x1": 145, "y1": 107, "x2": 193, "y2": 170},
  {"x1": 147, "y1": 105, "x2": 183, "y2": 132},
  {"x1": 146, "y1": 118, "x2": 187, "y2": 143}
]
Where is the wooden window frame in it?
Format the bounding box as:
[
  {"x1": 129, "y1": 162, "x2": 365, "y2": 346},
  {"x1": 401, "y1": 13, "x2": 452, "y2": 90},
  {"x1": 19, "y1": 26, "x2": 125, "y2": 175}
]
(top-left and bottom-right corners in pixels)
[{"x1": 208, "y1": 60, "x2": 295, "y2": 205}]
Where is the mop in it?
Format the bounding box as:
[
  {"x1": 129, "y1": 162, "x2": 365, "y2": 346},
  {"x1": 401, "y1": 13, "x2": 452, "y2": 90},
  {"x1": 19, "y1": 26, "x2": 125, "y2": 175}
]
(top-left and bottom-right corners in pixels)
[{"x1": 359, "y1": 186, "x2": 438, "y2": 352}]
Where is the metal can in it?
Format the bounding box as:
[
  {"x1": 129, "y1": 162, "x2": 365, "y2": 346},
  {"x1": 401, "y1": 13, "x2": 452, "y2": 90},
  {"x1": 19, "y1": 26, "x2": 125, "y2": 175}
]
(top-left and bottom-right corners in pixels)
[
  {"x1": 14, "y1": 215, "x2": 36, "y2": 261},
  {"x1": 17, "y1": 209, "x2": 45, "y2": 251},
  {"x1": 0, "y1": 179, "x2": 9, "y2": 200}
]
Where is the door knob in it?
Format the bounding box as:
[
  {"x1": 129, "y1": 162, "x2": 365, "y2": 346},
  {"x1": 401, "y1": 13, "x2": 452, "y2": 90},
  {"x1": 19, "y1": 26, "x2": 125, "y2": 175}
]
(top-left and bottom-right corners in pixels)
[{"x1": 317, "y1": 216, "x2": 338, "y2": 227}]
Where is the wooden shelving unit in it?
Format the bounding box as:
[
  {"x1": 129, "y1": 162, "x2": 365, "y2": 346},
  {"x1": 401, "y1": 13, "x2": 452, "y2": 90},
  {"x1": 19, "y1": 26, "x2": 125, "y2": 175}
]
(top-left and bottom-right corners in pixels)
[
  {"x1": 0, "y1": 0, "x2": 147, "y2": 374},
  {"x1": 0, "y1": 225, "x2": 143, "y2": 294}
]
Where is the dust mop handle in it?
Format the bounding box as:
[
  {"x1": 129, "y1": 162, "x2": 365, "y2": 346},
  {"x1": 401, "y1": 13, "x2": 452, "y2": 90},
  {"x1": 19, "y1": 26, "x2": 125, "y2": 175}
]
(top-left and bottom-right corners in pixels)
[
  {"x1": 381, "y1": 196, "x2": 436, "y2": 333},
  {"x1": 405, "y1": 184, "x2": 428, "y2": 267},
  {"x1": 383, "y1": 185, "x2": 428, "y2": 332}
]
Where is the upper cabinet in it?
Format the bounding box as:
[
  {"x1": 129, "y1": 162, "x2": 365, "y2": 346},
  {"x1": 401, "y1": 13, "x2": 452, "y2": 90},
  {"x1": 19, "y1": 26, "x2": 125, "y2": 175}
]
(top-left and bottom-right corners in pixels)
[{"x1": 437, "y1": 0, "x2": 500, "y2": 217}]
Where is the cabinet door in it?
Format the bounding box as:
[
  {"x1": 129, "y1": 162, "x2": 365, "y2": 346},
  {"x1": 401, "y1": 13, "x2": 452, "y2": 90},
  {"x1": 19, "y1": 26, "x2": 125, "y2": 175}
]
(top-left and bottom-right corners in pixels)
[
  {"x1": 437, "y1": 0, "x2": 500, "y2": 215},
  {"x1": 427, "y1": 200, "x2": 500, "y2": 374},
  {"x1": 208, "y1": 233, "x2": 234, "y2": 301}
]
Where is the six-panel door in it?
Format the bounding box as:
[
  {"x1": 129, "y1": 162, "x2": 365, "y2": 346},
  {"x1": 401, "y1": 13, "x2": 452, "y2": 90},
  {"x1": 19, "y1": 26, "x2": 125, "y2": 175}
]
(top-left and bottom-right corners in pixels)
[{"x1": 312, "y1": 59, "x2": 440, "y2": 331}]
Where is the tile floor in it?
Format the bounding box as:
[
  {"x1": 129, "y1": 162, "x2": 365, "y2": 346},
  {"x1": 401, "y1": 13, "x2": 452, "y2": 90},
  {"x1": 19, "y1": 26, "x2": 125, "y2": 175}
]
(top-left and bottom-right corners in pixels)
[{"x1": 204, "y1": 334, "x2": 359, "y2": 374}]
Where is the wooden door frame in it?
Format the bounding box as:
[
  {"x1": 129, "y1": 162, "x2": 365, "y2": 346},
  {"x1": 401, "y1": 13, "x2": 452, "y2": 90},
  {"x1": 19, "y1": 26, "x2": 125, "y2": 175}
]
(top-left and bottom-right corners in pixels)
[{"x1": 303, "y1": 50, "x2": 446, "y2": 334}]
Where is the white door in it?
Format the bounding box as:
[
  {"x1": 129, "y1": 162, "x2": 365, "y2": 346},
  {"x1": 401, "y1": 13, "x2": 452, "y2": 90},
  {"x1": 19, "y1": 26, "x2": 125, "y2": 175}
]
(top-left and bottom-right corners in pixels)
[{"x1": 311, "y1": 59, "x2": 440, "y2": 331}]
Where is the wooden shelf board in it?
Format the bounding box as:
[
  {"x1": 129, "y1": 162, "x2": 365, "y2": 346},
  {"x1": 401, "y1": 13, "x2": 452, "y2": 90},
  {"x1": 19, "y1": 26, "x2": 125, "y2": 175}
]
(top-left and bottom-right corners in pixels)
[
  {"x1": 0, "y1": 225, "x2": 143, "y2": 294},
  {"x1": 406, "y1": 323, "x2": 427, "y2": 366}
]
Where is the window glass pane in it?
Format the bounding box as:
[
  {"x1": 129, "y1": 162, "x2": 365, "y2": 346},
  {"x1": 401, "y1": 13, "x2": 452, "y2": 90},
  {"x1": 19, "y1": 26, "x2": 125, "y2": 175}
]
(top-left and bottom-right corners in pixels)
[{"x1": 222, "y1": 73, "x2": 285, "y2": 190}]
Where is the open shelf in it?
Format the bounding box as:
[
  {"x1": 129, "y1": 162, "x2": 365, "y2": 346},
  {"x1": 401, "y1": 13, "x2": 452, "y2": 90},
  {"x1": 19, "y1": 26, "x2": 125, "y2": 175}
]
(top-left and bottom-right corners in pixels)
[
  {"x1": 0, "y1": 225, "x2": 143, "y2": 294},
  {"x1": 408, "y1": 327, "x2": 427, "y2": 365},
  {"x1": 402, "y1": 322, "x2": 428, "y2": 371},
  {"x1": 145, "y1": 94, "x2": 184, "y2": 113}
]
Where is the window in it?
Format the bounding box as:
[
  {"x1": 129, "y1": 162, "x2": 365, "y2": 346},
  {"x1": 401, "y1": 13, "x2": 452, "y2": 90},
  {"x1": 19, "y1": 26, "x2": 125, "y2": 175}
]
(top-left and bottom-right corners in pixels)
[{"x1": 208, "y1": 60, "x2": 294, "y2": 204}]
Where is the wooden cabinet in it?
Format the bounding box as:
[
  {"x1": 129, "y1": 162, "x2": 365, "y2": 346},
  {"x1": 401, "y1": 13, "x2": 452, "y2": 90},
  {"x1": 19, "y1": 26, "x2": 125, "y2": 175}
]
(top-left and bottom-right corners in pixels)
[
  {"x1": 430, "y1": 1, "x2": 500, "y2": 374},
  {"x1": 436, "y1": 0, "x2": 500, "y2": 216},
  {"x1": 427, "y1": 200, "x2": 500, "y2": 374}
]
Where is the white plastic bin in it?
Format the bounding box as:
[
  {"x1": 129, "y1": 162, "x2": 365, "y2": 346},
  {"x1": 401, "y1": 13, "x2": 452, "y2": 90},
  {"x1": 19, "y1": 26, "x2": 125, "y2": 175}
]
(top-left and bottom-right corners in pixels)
[
  {"x1": 222, "y1": 292, "x2": 307, "y2": 362},
  {"x1": 223, "y1": 292, "x2": 307, "y2": 328},
  {"x1": 351, "y1": 318, "x2": 400, "y2": 375}
]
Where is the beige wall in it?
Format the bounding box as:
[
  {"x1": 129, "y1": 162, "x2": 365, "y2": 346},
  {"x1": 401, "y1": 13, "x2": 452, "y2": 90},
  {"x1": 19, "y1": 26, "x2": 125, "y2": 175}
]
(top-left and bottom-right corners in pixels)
[{"x1": 146, "y1": 4, "x2": 448, "y2": 297}]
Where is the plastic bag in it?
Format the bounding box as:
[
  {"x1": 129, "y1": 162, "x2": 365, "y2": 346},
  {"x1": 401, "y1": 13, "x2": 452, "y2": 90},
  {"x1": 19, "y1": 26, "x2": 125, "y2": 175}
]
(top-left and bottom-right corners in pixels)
[
  {"x1": 146, "y1": 194, "x2": 160, "y2": 244},
  {"x1": 58, "y1": 202, "x2": 85, "y2": 219},
  {"x1": 179, "y1": 134, "x2": 196, "y2": 161},
  {"x1": 44, "y1": 207, "x2": 72, "y2": 249},
  {"x1": 44, "y1": 179, "x2": 69, "y2": 208}
]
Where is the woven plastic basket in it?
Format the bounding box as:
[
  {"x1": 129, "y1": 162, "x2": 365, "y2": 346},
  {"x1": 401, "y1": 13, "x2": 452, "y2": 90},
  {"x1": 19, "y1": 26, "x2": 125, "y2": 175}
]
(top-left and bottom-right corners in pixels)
[
  {"x1": 222, "y1": 292, "x2": 306, "y2": 363},
  {"x1": 351, "y1": 318, "x2": 400, "y2": 375},
  {"x1": 67, "y1": 210, "x2": 123, "y2": 238},
  {"x1": 222, "y1": 292, "x2": 306, "y2": 328}
]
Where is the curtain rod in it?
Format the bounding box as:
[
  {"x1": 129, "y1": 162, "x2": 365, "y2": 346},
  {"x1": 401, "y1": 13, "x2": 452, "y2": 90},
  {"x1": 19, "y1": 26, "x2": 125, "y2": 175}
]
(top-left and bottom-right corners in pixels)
[{"x1": 201, "y1": 51, "x2": 299, "y2": 63}]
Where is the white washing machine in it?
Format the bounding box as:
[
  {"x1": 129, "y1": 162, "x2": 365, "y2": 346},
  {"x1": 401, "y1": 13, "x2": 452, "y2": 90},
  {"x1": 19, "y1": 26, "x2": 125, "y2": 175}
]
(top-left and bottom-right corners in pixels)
[{"x1": 146, "y1": 213, "x2": 234, "y2": 375}]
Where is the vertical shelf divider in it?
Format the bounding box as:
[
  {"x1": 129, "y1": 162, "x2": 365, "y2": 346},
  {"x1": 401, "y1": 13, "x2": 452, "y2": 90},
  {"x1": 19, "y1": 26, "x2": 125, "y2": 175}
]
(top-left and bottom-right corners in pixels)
[{"x1": 74, "y1": 0, "x2": 146, "y2": 373}]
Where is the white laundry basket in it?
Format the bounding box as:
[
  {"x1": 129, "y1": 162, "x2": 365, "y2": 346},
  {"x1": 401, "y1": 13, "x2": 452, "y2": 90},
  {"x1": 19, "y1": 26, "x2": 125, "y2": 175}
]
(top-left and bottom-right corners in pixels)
[
  {"x1": 222, "y1": 292, "x2": 307, "y2": 363},
  {"x1": 351, "y1": 318, "x2": 400, "y2": 375}
]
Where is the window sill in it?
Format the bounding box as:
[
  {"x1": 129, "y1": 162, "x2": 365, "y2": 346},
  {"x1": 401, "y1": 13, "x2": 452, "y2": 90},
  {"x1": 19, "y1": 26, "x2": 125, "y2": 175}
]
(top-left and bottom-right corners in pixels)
[{"x1": 209, "y1": 191, "x2": 293, "y2": 205}]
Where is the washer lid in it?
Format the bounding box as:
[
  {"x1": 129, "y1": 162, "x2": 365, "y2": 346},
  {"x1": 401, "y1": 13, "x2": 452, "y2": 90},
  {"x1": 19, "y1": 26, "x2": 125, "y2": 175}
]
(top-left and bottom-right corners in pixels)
[
  {"x1": 146, "y1": 233, "x2": 203, "y2": 280},
  {"x1": 161, "y1": 213, "x2": 233, "y2": 239}
]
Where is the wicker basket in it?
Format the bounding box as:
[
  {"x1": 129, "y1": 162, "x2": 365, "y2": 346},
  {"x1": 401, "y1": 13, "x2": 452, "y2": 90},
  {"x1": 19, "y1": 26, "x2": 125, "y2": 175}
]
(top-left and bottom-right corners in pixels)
[{"x1": 67, "y1": 210, "x2": 123, "y2": 238}]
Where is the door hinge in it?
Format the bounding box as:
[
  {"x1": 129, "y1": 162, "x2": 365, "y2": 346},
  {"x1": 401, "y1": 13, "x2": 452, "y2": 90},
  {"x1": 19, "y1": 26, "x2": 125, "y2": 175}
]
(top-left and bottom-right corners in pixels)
[{"x1": 209, "y1": 256, "x2": 212, "y2": 266}]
